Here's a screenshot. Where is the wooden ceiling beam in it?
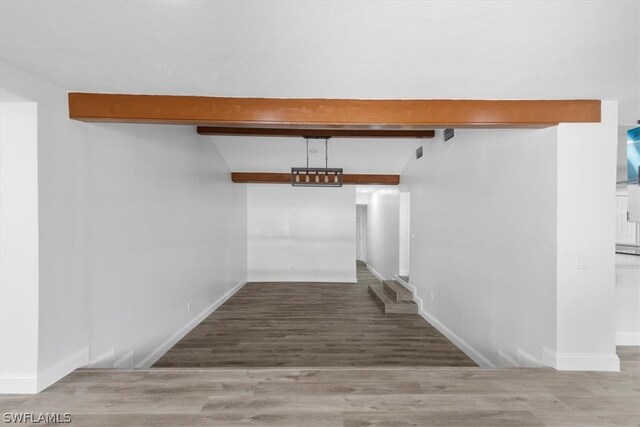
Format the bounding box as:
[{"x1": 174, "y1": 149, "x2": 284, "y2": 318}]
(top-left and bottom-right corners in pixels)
[
  {"x1": 68, "y1": 93, "x2": 600, "y2": 128},
  {"x1": 197, "y1": 126, "x2": 435, "y2": 138},
  {"x1": 231, "y1": 172, "x2": 399, "y2": 185}
]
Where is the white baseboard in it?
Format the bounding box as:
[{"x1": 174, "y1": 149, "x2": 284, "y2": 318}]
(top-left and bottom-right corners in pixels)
[
  {"x1": 135, "y1": 279, "x2": 247, "y2": 368},
  {"x1": 1, "y1": 347, "x2": 90, "y2": 394},
  {"x1": 545, "y1": 347, "x2": 620, "y2": 372},
  {"x1": 86, "y1": 348, "x2": 115, "y2": 368},
  {"x1": 542, "y1": 347, "x2": 557, "y2": 368},
  {"x1": 366, "y1": 264, "x2": 386, "y2": 282},
  {"x1": 497, "y1": 349, "x2": 519, "y2": 368},
  {"x1": 616, "y1": 331, "x2": 640, "y2": 346},
  {"x1": 418, "y1": 307, "x2": 496, "y2": 368},
  {"x1": 113, "y1": 350, "x2": 134, "y2": 369},
  {"x1": 247, "y1": 276, "x2": 357, "y2": 283},
  {"x1": 411, "y1": 283, "x2": 495, "y2": 368},
  {"x1": 0, "y1": 373, "x2": 38, "y2": 394},
  {"x1": 37, "y1": 346, "x2": 89, "y2": 392},
  {"x1": 517, "y1": 347, "x2": 543, "y2": 368}
]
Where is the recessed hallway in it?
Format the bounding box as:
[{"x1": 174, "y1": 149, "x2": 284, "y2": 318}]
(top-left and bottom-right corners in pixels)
[{"x1": 154, "y1": 262, "x2": 475, "y2": 368}]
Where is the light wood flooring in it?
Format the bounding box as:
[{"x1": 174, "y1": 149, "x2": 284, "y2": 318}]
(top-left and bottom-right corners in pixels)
[
  {"x1": 1, "y1": 347, "x2": 638, "y2": 426},
  {"x1": 154, "y1": 262, "x2": 475, "y2": 368}
]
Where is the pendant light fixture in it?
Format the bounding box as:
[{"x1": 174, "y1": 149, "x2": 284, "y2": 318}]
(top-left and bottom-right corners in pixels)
[{"x1": 291, "y1": 136, "x2": 343, "y2": 187}]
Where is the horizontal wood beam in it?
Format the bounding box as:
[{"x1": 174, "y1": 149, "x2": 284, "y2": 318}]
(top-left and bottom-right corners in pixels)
[
  {"x1": 197, "y1": 126, "x2": 435, "y2": 138},
  {"x1": 231, "y1": 172, "x2": 399, "y2": 185},
  {"x1": 68, "y1": 93, "x2": 600, "y2": 128}
]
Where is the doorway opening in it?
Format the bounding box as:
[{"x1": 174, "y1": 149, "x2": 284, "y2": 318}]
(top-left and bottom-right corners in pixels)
[
  {"x1": 398, "y1": 191, "x2": 410, "y2": 282},
  {"x1": 356, "y1": 204, "x2": 367, "y2": 263}
]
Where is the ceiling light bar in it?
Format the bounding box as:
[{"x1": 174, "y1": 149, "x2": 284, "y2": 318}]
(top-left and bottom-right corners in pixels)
[
  {"x1": 291, "y1": 167, "x2": 344, "y2": 187},
  {"x1": 291, "y1": 136, "x2": 343, "y2": 187}
]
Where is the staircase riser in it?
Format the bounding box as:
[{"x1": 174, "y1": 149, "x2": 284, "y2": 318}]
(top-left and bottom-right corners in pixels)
[
  {"x1": 383, "y1": 282, "x2": 413, "y2": 302},
  {"x1": 368, "y1": 286, "x2": 387, "y2": 309},
  {"x1": 385, "y1": 305, "x2": 418, "y2": 314},
  {"x1": 369, "y1": 284, "x2": 418, "y2": 315}
]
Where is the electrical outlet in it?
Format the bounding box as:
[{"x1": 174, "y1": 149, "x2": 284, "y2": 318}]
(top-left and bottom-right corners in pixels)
[
  {"x1": 430, "y1": 292, "x2": 434, "y2": 302},
  {"x1": 187, "y1": 302, "x2": 191, "y2": 312}
]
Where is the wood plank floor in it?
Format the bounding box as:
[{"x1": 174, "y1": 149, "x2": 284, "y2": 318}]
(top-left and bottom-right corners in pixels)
[
  {"x1": 154, "y1": 262, "x2": 475, "y2": 368},
  {"x1": 2, "y1": 347, "x2": 638, "y2": 426}
]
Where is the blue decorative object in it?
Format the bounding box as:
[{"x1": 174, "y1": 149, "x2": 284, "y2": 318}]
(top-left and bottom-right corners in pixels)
[{"x1": 628, "y1": 127, "x2": 640, "y2": 183}]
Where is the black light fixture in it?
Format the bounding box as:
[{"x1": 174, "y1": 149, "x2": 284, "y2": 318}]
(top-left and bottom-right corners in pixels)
[{"x1": 291, "y1": 136, "x2": 343, "y2": 187}]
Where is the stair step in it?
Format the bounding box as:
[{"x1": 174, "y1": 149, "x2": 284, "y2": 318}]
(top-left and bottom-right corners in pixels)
[
  {"x1": 383, "y1": 280, "x2": 413, "y2": 302},
  {"x1": 368, "y1": 284, "x2": 418, "y2": 314}
]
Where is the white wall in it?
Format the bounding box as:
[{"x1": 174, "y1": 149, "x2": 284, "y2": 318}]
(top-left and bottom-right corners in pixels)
[
  {"x1": 400, "y1": 128, "x2": 558, "y2": 368},
  {"x1": 0, "y1": 101, "x2": 40, "y2": 393},
  {"x1": 366, "y1": 189, "x2": 400, "y2": 280},
  {"x1": 554, "y1": 101, "x2": 619, "y2": 371},
  {"x1": 78, "y1": 123, "x2": 247, "y2": 370},
  {"x1": 615, "y1": 254, "x2": 640, "y2": 346},
  {"x1": 356, "y1": 191, "x2": 370, "y2": 205},
  {"x1": 397, "y1": 104, "x2": 620, "y2": 371},
  {"x1": 247, "y1": 184, "x2": 356, "y2": 282},
  {"x1": 1, "y1": 61, "x2": 248, "y2": 392}
]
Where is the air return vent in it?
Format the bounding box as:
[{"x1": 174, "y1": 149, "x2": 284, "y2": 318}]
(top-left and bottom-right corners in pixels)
[{"x1": 444, "y1": 128, "x2": 455, "y2": 142}]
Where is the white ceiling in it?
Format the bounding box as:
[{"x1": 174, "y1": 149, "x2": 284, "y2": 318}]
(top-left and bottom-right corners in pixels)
[
  {"x1": 0, "y1": 87, "x2": 31, "y2": 102},
  {"x1": 1, "y1": 1, "x2": 638, "y2": 172},
  {"x1": 1, "y1": 1, "x2": 637, "y2": 101},
  {"x1": 212, "y1": 136, "x2": 421, "y2": 174}
]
